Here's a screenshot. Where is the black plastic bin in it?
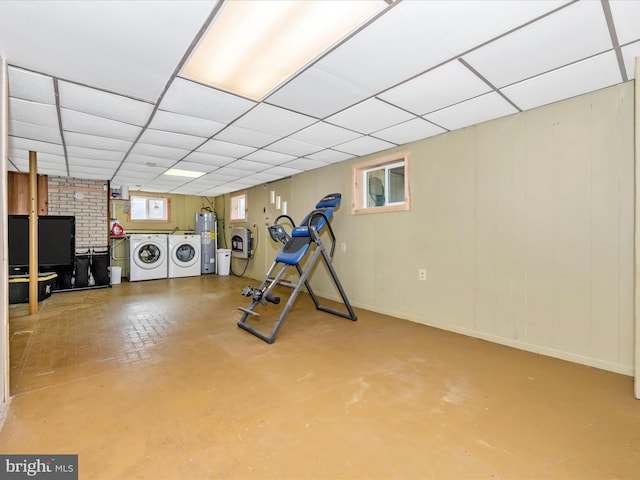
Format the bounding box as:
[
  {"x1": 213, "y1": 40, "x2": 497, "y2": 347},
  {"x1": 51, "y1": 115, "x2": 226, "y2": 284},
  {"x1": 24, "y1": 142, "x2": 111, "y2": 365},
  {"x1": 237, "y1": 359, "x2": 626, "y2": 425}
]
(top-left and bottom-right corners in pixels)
[{"x1": 8, "y1": 273, "x2": 58, "y2": 304}]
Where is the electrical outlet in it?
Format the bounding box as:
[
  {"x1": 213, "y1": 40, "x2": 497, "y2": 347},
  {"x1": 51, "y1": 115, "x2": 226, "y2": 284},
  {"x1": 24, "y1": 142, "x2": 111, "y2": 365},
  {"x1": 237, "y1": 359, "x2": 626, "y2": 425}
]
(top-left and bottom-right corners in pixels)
[
  {"x1": 340, "y1": 242, "x2": 347, "y2": 252},
  {"x1": 418, "y1": 269, "x2": 427, "y2": 281}
]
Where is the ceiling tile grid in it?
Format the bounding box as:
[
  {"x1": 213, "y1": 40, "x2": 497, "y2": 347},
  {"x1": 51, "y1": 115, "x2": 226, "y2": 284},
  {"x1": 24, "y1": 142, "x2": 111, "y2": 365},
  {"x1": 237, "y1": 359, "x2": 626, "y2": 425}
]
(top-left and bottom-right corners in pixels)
[{"x1": 1, "y1": 0, "x2": 637, "y2": 194}]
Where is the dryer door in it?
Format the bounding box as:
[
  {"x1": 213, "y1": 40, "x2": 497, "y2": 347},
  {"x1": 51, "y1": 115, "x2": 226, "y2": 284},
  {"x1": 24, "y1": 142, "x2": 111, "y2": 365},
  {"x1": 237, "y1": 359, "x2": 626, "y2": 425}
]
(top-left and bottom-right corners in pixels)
[
  {"x1": 172, "y1": 242, "x2": 199, "y2": 268},
  {"x1": 133, "y1": 241, "x2": 164, "y2": 270}
]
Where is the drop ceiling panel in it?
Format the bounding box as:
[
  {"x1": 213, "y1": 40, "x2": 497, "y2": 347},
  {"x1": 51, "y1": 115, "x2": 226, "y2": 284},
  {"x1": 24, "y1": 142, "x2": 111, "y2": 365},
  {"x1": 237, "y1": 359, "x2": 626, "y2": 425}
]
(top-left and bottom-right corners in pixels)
[
  {"x1": 326, "y1": 98, "x2": 415, "y2": 134},
  {"x1": 149, "y1": 110, "x2": 226, "y2": 138},
  {"x1": 64, "y1": 132, "x2": 133, "y2": 152},
  {"x1": 181, "y1": 151, "x2": 235, "y2": 168},
  {"x1": 213, "y1": 125, "x2": 280, "y2": 149},
  {"x1": 137, "y1": 128, "x2": 206, "y2": 151},
  {"x1": 188, "y1": 174, "x2": 230, "y2": 187},
  {"x1": 211, "y1": 166, "x2": 259, "y2": 178},
  {"x1": 501, "y1": 52, "x2": 622, "y2": 111},
  {"x1": 125, "y1": 153, "x2": 175, "y2": 168},
  {"x1": 379, "y1": 60, "x2": 492, "y2": 115},
  {"x1": 69, "y1": 164, "x2": 120, "y2": 179},
  {"x1": 373, "y1": 118, "x2": 446, "y2": 145},
  {"x1": 265, "y1": 66, "x2": 371, "y2": 118},
  {"x1": 9, "y1": 137, "x2": 64, "y2": 156},
  {"x1": 113, "y1": 167, "x2": 164, "y2": 180},
  {"x1": 224, "y1": 159, "x2": 272, "y2": 172},
  {"x1": 203, "y1": 186, "x2": 238, "y2": 196},
  {"x1": 171, "y1": 161, "x2": 218, "y2": 173},
  {"x1": 266, "y1": 138, "x2": 323, "y2": 157},
  {"x1": 196, "y1": 139, "x2": 256, "y2": 158},
  {"x1": 67, "y1": 146, "x2": 124, "y2": 162},
  {"x1": 7, "y1": 67, "x2": 55, "y2": 104},
  {"x1": 424, "y1": 92, "x2": 518, "y2": 131},
  {"x1": 262, "y1": 165, "x2": 304, "y2": 177},
  {"x1": 9, "y1": 98, "x2": 58, "y2": 127},
  {"x1": 621, "y1": 41, "x2": 640, "y2": 80},
  {"x1": 232, "y1": 104, "x2": 317, "y2": 136},
  {"x1": 161, "y1": 77, "x2": 256, "y2": 123},
  {"x1": 306, "y1": 149, "x2": 354, "y2": 164},
  {"x1": 61, "y1": 109, "x2": 142, "y2": 140},
  {"x1": 463, "y1": 0, "x2": 613, "y2": 88},
  {"x1": 130, "y1": 143, "x2": 190, "y2": 161},
  {"x1": 243, "y1": 150, "x2": 296, "y2": 165},
  {"x1": 58, "y1": 81, "x2": 154, "y2": 126},
  {"x1": 0, "y1": 1, "x2": 215, "y2": 101},
  {"x1": 413, "y1": 0, "x2": 569, "y2": 56},
  {"x1": 283, "y1": 158, "x2": 328, "y2": 171},
  {"x1": 170, "y1": 185, "x2": 209, "y2": 196},
  {"x1": 8, "y1": 148, "x2": 66, "y2": 165},
  {"x1": 334, "y1": 136, "x2": 396, "y2": 157},
  {"x1": 290, "y1": 122, "x2": 361, "y2": 148},
  {"x1": 609, "y1": 0, "x2": 640, "y2": 45},
  {"x1": 316, "y1": 1, "x2": 453, "y2": 94},
  {"x1": 243, "y1": 172, "x2": 284, "y2": 184},
  {"x1": 14, "y1": 161, "x2": 68, "y2": 176},
  {"x1": 9, "y1": 120, "x2": 61, "y2": 144}
]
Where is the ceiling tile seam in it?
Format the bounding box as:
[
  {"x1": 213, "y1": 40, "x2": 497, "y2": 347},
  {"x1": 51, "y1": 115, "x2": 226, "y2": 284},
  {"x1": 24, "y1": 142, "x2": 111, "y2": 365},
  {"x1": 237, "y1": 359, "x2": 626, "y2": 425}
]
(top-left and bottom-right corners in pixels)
[
  {"x1": 52, "y1": 79, "x2": 70, "y2": 175},
  {"x1": 457, "y1": 58, "x2": 522, "y2": 113},
  {"x1": 600, "y1": 0, "x2": 628, "y2": 83},
  {"x1": 7, "y1": 157, "x2": 19, "y2": 171},
  {"x1": 110, "y1": 1, "x2": 224, "y2": 184},
  {"x1": 373, "y1": 96, "x2": 429, "y2": 122},
  {"x1": 363, "y1": 133, "x2": 401, "y2": 148}
]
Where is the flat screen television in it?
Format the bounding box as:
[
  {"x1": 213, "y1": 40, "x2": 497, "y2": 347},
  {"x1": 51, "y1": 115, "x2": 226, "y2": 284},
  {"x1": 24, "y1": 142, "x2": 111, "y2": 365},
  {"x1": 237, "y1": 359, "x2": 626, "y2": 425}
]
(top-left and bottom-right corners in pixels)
[{"x1": 8, "y1": 215, "x2": 76, "y2": 270}]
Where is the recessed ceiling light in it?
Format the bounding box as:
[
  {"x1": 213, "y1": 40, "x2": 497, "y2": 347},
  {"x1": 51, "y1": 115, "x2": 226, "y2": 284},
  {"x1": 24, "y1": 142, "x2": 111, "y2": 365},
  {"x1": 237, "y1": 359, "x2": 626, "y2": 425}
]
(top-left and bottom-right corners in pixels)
[
  {"x1": 182, "y1": 0, "x2": 384, "y2": 100},
  {"x1": 164, "y1": 168, "x2": 205, "y2": 178}
]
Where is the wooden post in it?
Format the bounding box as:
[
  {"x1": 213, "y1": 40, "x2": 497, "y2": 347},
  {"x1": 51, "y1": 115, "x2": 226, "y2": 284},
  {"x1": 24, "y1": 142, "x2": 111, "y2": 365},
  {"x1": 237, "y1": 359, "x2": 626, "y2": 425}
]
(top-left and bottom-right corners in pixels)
[{"x1": 29, "y1": 151, "x2": 38, "y2": 315}]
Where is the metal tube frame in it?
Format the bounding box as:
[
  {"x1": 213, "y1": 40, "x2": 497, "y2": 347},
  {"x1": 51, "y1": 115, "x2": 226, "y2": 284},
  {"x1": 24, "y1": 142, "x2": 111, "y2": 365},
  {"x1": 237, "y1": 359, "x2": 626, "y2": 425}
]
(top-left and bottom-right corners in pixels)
[{"x1": 237, "y1": 214, "x2": 357, "y2": 343}]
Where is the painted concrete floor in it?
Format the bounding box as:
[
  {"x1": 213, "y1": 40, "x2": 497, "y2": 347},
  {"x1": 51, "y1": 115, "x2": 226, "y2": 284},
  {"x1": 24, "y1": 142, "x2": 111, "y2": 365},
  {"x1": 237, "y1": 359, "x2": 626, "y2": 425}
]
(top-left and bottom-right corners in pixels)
[{"x1": 2, "y1": 274, "x2": 639, "y2": 479}]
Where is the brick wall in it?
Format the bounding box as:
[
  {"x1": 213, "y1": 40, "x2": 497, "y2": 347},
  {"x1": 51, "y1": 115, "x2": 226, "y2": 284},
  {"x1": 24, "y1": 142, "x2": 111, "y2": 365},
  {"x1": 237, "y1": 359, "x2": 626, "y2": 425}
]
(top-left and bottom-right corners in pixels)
[{"x1": 48, "y1": 176, "x2": 109, "y2": 250}]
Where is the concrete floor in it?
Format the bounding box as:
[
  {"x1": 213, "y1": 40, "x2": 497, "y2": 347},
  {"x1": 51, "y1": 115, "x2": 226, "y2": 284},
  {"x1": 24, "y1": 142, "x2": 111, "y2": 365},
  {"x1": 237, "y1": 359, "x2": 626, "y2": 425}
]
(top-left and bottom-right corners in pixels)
[{"x1": 2, "y1": 274, "x2": 639, "y2": 479}]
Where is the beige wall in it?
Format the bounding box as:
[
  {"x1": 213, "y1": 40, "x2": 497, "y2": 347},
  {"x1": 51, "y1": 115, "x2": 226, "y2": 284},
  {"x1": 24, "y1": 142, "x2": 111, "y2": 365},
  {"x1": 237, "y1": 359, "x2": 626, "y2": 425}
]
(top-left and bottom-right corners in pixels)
[
  {"x1": 221, "y1": 82, "x2": 635, "y2": 376},
  {"x1": 111, "y1": 192, "x2": 213, "y2": 234}
]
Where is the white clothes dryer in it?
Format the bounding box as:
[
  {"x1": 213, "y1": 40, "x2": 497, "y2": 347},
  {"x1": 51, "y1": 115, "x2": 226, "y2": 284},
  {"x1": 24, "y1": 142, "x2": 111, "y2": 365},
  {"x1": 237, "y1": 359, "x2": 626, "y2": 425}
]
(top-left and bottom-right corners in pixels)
[
  {"x1": 167, "y1": 234, "x2": 201, "y2": 278},
  {"x1": 128, "y1": 234, "x2": 168, "y2": 282}
]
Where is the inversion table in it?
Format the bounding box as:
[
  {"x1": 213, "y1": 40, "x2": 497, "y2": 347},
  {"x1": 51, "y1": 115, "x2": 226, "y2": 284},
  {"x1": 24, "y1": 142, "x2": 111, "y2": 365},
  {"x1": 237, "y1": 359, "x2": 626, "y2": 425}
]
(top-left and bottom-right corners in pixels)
[{"x1": 237, "y1": 193, "x2": 357, "y2": 343}]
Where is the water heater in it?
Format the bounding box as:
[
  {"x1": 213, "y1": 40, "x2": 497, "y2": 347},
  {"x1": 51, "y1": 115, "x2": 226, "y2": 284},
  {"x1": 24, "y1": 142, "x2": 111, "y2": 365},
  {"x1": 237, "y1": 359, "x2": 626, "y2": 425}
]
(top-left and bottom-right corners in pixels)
[{"x1": 195, "y1": 212, "x2": 217, "y2": 274}]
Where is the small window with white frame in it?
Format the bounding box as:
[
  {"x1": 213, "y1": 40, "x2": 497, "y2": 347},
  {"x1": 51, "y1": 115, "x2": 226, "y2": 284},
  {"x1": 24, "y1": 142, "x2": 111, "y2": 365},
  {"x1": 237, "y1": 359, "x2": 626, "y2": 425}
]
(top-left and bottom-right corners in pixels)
[
  {"x1": 351, "y1": 151, "x2": 411, "y2": 214},
  {"x1": 129, "y1": 194, "x2": 171, "y2": 222},
  {"x1": 230, "y1": 191, "x2": 248, "y2": 222}
]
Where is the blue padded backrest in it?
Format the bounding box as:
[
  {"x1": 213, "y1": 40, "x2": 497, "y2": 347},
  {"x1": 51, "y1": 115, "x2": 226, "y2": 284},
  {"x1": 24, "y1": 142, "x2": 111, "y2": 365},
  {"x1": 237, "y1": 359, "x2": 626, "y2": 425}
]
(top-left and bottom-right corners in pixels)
[
  {"x1": 316, "y1": 193, "x2": 341, "y2": 209},
  {"x1": 290, "y1": 193, "x2": 341, "y2": 238}
]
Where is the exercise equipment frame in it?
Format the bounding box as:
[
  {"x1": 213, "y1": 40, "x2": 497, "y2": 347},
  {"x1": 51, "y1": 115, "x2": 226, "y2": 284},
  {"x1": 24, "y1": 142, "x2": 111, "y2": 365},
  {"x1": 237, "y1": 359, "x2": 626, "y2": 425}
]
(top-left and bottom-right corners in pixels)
[{"x1": 237, "y1": 194, "x2": 357, "y2": 343}]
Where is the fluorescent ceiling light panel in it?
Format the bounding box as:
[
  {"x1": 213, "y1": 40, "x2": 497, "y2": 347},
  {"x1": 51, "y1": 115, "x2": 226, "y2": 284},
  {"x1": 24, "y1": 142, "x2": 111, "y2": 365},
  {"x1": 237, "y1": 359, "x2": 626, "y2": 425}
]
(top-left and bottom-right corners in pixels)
[
  {"x1": 164, "y1": 168, "x2": 206, "y2": 178},
  {"x1": 182, "y1": 0, "x2": 384, "y2": 100}
]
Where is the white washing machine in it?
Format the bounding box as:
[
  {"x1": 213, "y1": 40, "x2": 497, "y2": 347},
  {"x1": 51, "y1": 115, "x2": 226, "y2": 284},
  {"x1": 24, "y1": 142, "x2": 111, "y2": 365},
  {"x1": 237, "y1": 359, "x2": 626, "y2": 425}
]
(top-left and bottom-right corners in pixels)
[
  {"x1": 167, "y1": 234, "x2": 201, "y2": 278},
  {"x1": 128, "y1": 234, "x2": 168, "y2": 282}
]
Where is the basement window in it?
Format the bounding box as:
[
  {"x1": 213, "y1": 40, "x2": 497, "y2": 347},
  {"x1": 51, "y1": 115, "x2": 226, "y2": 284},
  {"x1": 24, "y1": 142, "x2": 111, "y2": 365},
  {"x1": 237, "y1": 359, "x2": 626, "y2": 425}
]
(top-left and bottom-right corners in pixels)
[
  {"x1": 230, "y1": 191, "x2": 248, "y2": 222},
  {"x1": 129, "y1": 195, "x2": 170, "y2": 222},
  {"x1": 351, "y1": 151, "x2": 411, "y2": 214}
]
